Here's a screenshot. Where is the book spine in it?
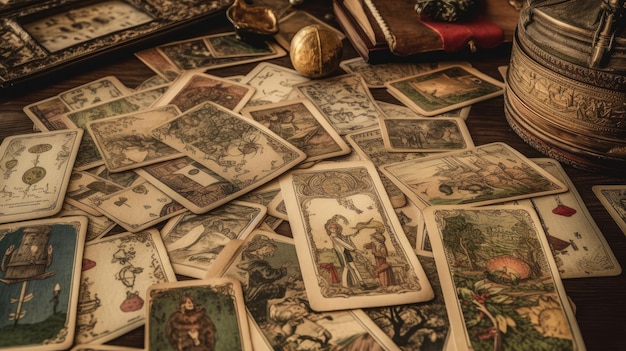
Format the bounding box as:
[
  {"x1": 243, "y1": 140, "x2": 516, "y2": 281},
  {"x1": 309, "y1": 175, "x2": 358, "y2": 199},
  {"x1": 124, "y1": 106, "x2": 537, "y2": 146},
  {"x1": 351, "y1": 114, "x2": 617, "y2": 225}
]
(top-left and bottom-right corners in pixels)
[{"x1": 362, "y1": 0, "x2": 395, "y2": 51}]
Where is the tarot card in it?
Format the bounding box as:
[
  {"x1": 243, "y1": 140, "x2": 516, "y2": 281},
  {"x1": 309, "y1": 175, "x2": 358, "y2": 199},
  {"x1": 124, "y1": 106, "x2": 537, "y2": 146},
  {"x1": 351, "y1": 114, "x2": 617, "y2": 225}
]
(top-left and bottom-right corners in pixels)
[
  {"x1": 422, "y1": 205, "x2": 586, "y2": 351},
  {"x1": 86, "y1": 105, "x2": 183, "y2": 172},
  {"x1": 91, "y1": 165, "x2": 142, "y2": 188},
  {"x1": 239, "y1": 62, "x2": 310, "y2": 106},
  {"x1": 593, "y1": 184, "x2": 626, "y2": 236},
  {"x1": 294, "y1": 73, "x2": 385, "y2": 134},
  {"x1": 134, "y1": 47, "x2": 182, "y2": 82},
  {"x1": 151, "y1": 101, "x2": 306, "y2": 200},
  {"x1": 71, "y1": 345, "x2": 142, "y2": 351},
  {"x1": 160, "y1": 201, "x2": 266, "y2": 278},
  {"x1": 205, "y1": 32, "x2": 278, "y2": 58},
  {"x1": 23, "y1": 96, "x2": 73, "y2": 132},
  {"x1": 147, "y1": 277, "x2": 253, "y2": 351},
  {"x1": 379, "y1": 117, "x2": 474, "y2": 152},
  {"x1": 206, "y1": 230, "x2": 400, "y2": 351},
  {"x1": 93, "y1": 180, "x2": 187, "y2": 233},
  {"x1": 61, "y1": 85, "x2": 170, "y2": 170},
  {"x1": 0, "y1": 129, "x2": 83, "y2": 224},
  {"x1": 346, "y1": 127, "x2": 427, "y2": 208},
  {"x1": 267, "y1": 192, "x2": 289, "y2": 221},
  {"x1": 155, "y1": 72, "x2": 255, "y2": 113},
  {"x1": 394, "y1": 198, "x2": 425, "y2": 253},
  {"x1": 274, "y1": 10, "x2": 345, "y2": 50},
  {"x1": 65, "y1": 170, "x2": 125, "y2": 216},
  {"x1": 71, "y1": 344, "x2": 142, "y2": 351},
  {"x1": 240, "y1": 99, "x2": 351, "y2": 162},
  {"x1": 362, "y1": 252, "x2": 451, "y2": 351},
  {"x1": 385, "y1": 65, "x2": 505, "y2": 116},
  {"x1": 23, "y1": 76, "x2": 132, "y2": 132},
  {"x1": 57, "y1": 202, "x2": 116, "y2": 241},
  {"x1": 380, "y1": 142, "x2": 568, "y2": 207},
  {"x1": 236, "y1": 181, "x2": 285, "y2": 231},
  {"x1": 156, "y1": 33, "x2": 286, "y2": 72},
  {"x1": 135, "y1": 74, "x2": 172, "y2": 91},
  {"x1": 0, "y1": 216, "x2": 87, "y2": 351},
  {"x1": 75, "y1": 229, "x2": 177, "y2": 345},
  {"x1": 279, "y1": 160, "x2": 434, "y2": 311},
  {"x1": 340, "y1": 57, "x2": 439, "y2": 89},
  {"x1": 134, "y1": 156, "x2": 242, "y2": 214},
  {"x1": 509, "y1": 159, "x2": 621, "y2": 278},
  {"x1": 377, "y1": 100, "x2": 471, "y2": 120},
  {"x1": 58, "y1": 76, "x2": 132, "y2": 111}
]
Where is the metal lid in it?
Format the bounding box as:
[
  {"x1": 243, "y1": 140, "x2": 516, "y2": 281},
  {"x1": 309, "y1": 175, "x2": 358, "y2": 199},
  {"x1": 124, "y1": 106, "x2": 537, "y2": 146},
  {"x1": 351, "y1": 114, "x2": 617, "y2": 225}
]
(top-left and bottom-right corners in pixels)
[{"x1": 520, "y1": 0, "x2": 625, "y2": 72}]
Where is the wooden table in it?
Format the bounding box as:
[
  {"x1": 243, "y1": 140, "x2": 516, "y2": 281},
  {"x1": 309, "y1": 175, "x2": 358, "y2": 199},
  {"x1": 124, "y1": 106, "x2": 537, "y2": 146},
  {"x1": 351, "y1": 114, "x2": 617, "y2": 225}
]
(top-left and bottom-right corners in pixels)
[{"x1": 1, "y1": 1, "x2": 625, "y2": 350}]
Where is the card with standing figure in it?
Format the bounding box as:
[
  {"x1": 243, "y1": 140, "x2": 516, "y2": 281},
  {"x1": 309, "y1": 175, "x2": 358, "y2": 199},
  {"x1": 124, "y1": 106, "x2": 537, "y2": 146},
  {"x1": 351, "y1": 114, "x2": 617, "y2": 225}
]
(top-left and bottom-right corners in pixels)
[
  {"x1": 385, "y1": 65, "x2": 504, "y2": 116},
  {"x1": 423, "y1": 205, "x2": 586, "y2": 351},
  {"x1": 279, "y1": 160, "x2": 434, "y2": 311},
  {"x1": 154, "y1": 72, "x2": 255, "y2": 113},
  {"x1": 86, "y1": 105, "x2": 183, "y2": 172},
  {"x1": 509, "y1": 158, "x2": 621, "y2": 279},
  {"x1": 294, "y1": 73, "x2": 385, "y2": 134},
  {"x1": 380, "y1": 142, "x2": 568, "y2": 207},
  {"x1": 240, "y1": 98, "x2": 351, "y2": 163},
  {"x1": 593, "y1": 184, "x2": 626, "y2": 236},
  {"x1": 205, "y1": 229, "x2": 401, "y2": 351},
  {"x1": 151, "y1": 101, "x2": 307, "y2": 203},
  {"x1": 160, "y1": 201, "x2": 266, "y2": 278},
  {"x1": 0, "y1": 216, "x2": 87, "y2": 351},
  {"x1": 146, "y1": 277, "x2": 253, "y2": 351},
  {"x1": 74, "y1": 228, "x2": 177, "y2": 345},
  {"x1": 0, "y1": 129, "x2": 83, "y2": 224}
]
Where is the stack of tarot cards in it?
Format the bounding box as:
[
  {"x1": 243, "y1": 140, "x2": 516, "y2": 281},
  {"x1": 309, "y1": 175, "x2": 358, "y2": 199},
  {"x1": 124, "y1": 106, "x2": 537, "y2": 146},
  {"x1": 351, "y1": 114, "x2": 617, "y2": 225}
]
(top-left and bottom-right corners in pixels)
[{"x1": 1, "y1": 15, "x2": 622, "y2": 351}]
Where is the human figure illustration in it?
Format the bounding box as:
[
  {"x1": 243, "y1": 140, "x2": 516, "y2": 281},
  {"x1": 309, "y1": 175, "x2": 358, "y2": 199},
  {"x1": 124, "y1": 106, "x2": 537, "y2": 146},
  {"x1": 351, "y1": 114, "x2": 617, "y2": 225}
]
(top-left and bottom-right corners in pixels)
[
  {"x1": 166, "y1": 294, "x2": 216, "y2": 351},
  {"x1": 236, "y1": 235, "x2": 290, "y2": 323},
  {"x1": 325, "y1": 216, "x2": 367, "y2": 288},
  {"x1": 363, "y1": 231, "x2": 396, "y2": 288}
]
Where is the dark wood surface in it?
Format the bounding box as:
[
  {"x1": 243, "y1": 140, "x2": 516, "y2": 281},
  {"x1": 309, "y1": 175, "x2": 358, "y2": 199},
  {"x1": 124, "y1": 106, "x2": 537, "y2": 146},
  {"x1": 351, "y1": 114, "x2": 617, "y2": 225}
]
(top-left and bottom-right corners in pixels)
[{"x1": 1, "y1": 1, "x2": 625, "y2": 350}]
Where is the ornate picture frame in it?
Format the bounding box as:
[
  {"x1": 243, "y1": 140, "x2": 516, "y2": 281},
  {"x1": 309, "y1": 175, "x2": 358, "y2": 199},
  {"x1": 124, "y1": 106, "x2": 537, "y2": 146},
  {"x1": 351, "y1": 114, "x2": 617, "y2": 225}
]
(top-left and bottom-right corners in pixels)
[{"x1": 0, "y1": 0, "x2": 232, "y2": 91}]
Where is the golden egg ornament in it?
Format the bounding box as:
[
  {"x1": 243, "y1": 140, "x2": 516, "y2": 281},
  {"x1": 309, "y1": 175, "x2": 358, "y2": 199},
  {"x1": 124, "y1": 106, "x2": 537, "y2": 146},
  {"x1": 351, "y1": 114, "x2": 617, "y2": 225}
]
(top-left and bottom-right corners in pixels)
[{"x1": 290, "y1": 24, "x2": 343, "y2": 78}]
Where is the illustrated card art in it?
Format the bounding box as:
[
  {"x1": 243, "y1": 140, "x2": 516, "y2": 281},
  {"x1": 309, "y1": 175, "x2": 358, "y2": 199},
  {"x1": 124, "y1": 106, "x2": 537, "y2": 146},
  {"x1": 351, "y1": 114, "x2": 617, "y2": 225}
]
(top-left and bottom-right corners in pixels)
[
  {"x1": 75, "y1": 228, "x2": 177, "y2": 345},
  {"x1": 0, "y1": 129, "x2": 83, "y2": 224},
  {"x1": 207, "y1": 230, "x2": 400, "y2": 351},
  {"x1": 279, "y1": 160, "x2": 434, "y2": 311},
  {"x1": 385, "y1": 65, "x2": 504, "y2": 116},
  {"x1": 146, "y1": 277, "x2": 253, "y2": 351},
  {"x1": 380, "y1": 142, "x2": 568, "y2": 207},
  {"x1": 423, "y1": 205, "x2": 586, "y2": 351},
  {"x1": 379, "y1": 117, "x2": 474, "y2": 153},
  {"x1": 239, "y1": 62, "x2": 310, "y2": 107},
  {"x1": 0, "y1": 216, "x2": 87, "y2": 351},
  {"x1": 151, "y1": 101, "x2": 306, "y2": 201},
  {"x1": 593, "y1": 184, "x2": 626, "y2": 236},
  {"x1": 160, "y1": 201, "x2": 266, "y2": 278},
  {"x1": 86, "y1": 105, "x2": 183, "y2": 172}
]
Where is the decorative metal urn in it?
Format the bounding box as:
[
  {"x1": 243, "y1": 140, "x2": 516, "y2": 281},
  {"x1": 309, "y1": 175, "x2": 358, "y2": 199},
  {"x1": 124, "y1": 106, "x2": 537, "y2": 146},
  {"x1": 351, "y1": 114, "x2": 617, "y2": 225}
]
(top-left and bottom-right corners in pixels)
[{"x1": 504, "y1": 0, "x2": 626, "y2": 172}]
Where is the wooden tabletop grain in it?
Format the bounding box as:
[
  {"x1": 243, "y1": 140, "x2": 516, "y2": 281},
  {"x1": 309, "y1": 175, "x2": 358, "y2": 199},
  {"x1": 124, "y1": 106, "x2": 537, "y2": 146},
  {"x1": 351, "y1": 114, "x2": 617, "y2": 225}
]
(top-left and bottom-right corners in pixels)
[{"x1": 1, "y1": 1, "x2": 625, "y2": 350}]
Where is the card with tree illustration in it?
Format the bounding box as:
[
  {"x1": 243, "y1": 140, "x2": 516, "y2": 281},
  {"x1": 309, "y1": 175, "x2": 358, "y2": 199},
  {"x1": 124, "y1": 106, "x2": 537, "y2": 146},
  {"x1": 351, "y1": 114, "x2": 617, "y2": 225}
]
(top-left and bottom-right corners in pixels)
[
  {"x1": 279, "y1": 160, "x2": 434, "y2": 311},
  {"x1": 206, "y1": 229, "x2": 401, "y2": 351},
  {"x1": 423, "y1": 205, "x2": 586, "y2": 351},
  {"x1": 0, "y1": 216, "x2": 87, "y2": 351}
]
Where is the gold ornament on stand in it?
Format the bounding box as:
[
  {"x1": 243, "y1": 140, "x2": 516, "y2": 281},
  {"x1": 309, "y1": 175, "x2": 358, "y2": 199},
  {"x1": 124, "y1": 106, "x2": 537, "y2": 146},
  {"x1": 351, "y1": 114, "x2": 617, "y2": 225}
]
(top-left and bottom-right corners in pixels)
[{"x1": 289, "y1": 24, "x2": 343, "y2": 78}]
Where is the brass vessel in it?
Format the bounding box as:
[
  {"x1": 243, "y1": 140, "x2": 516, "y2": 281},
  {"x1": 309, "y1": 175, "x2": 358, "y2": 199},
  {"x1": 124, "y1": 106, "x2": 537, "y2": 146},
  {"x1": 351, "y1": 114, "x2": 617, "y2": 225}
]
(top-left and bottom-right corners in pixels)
[{"x1": 504, "y1": 0, "x2": 626, "y2": 172}]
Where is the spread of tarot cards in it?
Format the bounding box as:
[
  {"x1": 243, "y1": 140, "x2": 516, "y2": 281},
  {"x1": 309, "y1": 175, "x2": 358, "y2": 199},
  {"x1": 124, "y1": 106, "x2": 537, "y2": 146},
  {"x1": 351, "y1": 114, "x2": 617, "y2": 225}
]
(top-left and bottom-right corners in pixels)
[{"x1": 1, "y1": 22, "x2": 617, "y2": 351}]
